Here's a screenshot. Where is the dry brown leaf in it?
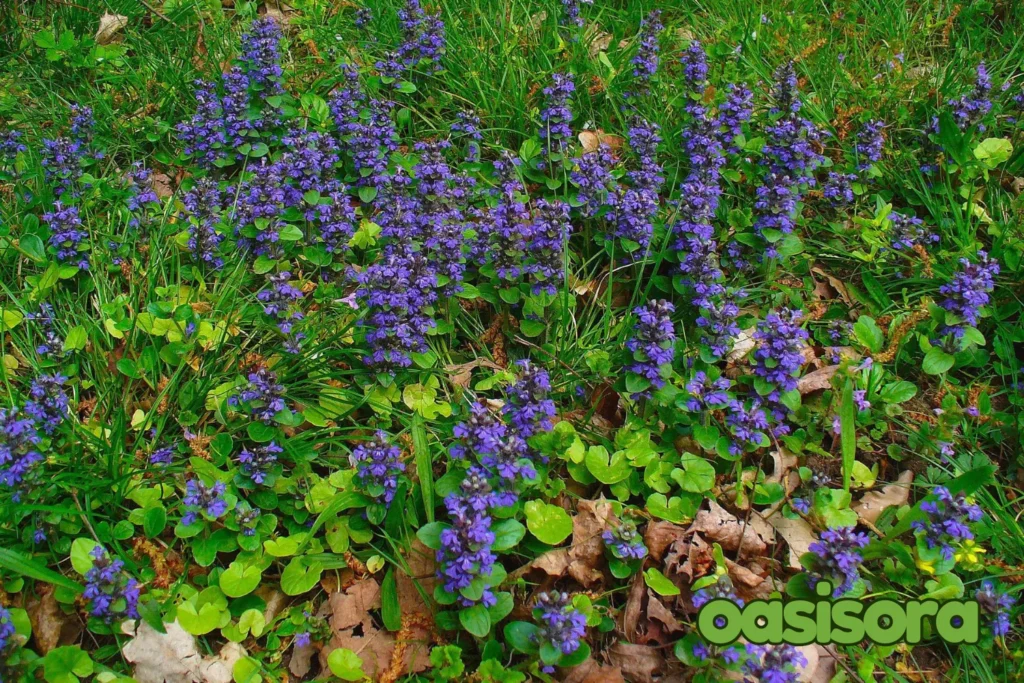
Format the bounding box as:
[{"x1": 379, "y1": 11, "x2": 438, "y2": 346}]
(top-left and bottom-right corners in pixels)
[
  {"x1": 584, "y1": 25, "x2": 613, "y2": 56},
  {"x1": 726, "y1": 327, "x2": 757, "y2": 362},
  {"x1": 318, "y1": 578, "x2": 430, "y2": 680},
  {"x1": 27, "y1": 585, "x2": 67, "y2": 654},
  {"x1": 691, "y1": 500, "x2": 769, "y2": 559},
  {"x1": 577, "y1": 129, "x2": 624, "y2": 154},
  {"x1": 810, "y1": 267, "x2": 853, "y2": 305},
  {"x1": 562, "y1": 657, "x2": 626, "y2": 683},
  {"x1": 798, "y1": 365, "x2": 839, "y2": 394},
  {"x1": 645, "y1": 591, "x2": 683, "y2": 633},
  {"x1": 804, "y1": 645, "x2": 839, "y2": 683},
  {"x1": 622, "y1": 573, "x2": 646, "y2": 638},
  {"x1": 643, "y1": 521, "x2": 687, "y2": 563},
  {"x1": 289, "y1": 642, "x2": 314, "y2": 678},
  {"x1": 151, "y1": 173, "x2": 174, "y2": 200},
  {"x1": 530, "y1": 498, "x2": 614, "y2": 587},
  {"x1": 121, "y1": 620, "x2": 245, "y2": 683},
  {"x1": 95, "y1": 13, "x2": 128, "y2": 45},
  {"x1": 606, "y1": 642, "x2": 670, "y2": 683},
  {"x1": 445, "y1": 358, "x2": 502, "y2": 389},
  {"x1": 853, "y1": 470, "x2": 913, "y2": 524},
  {"x1": 761, "y1": 512, "x2": 817, "y2": 570}
]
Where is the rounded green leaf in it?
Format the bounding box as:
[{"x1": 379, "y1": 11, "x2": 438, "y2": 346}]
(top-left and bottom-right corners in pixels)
[
  {"x1": 524, "y1": 501, "x2": 573, "y2": 545},
  {"x1": 220, "y1": 561, "x2": 262, "y2": 598},
  {"x1": 327, "y1": 648, "x2": 365, "y2": 681}
]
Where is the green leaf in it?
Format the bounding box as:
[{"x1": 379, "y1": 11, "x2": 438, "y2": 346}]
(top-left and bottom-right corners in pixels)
[
  {"x1": 280, "y1": 558, "x2": 324, "y2": 596},
  {"x1": 459, "y1": 604, "x2": 491, "y2": 637},
  {"x1": 143, "y1": 506, "x2": 167, "y2": 538},
  {"x1": 584, "y1": 445, "x2": 630, "y2": 484},
  {"x1": 220, "y1": 561, "x2": 262, "y2": 598},
  {"x1": 327, "y1": 648, "x2": 365, "y2": 681},
  {"x1": 644, "y1": 568, "x2": 680, "y2": 596},
  {"x1": 416, "y1": 522, "x2": 447, "y2": 550},
  {"x1": 879, "y1": 381, "x2": 917, "y2": 404},
  {"x1": 43, "y1": 646, "x2": 93, "y2": 683},
  {"x1": 504, "y1": 621, "x2": 541, "y2": 653},
  {"x1": 922, "y1": 347, "x2": 955, "y2": 375},
  {"x1": 381, "y1": 568, "x2": 401, "y2": 631},
  {"x1": 853, "y1": 317, "x2": 884, "y2": 354},
  {"x1": 491, "y1": 519, "x2": 526, "y2": 552},
  {"x1": 296, "y1": 492, "x2": 370, "y2": 554},
  {"x1": 412, "y1": 414, "x2": 434, "y2": 523},
  {"x1": 232, "y1": 656, "x2": 262, "y2": 683},
  {"x1": 0, "y1": 548, "x2": 83, "y2": 594},
  {"x1": 524, "y1": 501, "x2": 573, "y2": 545},
  {"x1": 70, "y1": 538, "x2": 100, "y2": 575},
  {"x1": 20, "y1": 234, "x2": 46, "y2": 262},
  {"x1": 840, "y1": 380, "x2": 856, "y2": 493},
  {"x1": 673, "y1": 453, "x2": 716, "y2": 493},
  {"x1": 358, "y1": 186, "x2": 378, "y2": 203},
  {"x1": 63, "y1": 326, "x2": 88, "y2": 352},
  {"x1": 973, "y1": 137, "x2": 1013, "y2": 168}
]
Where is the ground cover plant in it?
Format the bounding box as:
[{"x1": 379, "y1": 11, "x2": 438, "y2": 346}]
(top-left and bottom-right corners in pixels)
[{"x1": 1, "y1": 0, "x2": 1023, "y2": 681}]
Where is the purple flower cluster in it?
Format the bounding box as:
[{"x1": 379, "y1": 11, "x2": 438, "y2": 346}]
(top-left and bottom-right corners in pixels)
[
  {"x1": 754, "y1": 62, "x2": 824, "y2": 257},
  {"x1": 0, "y1": 605, "x2": 14, "y2": 652},
  {"x1": 0, "y1": 407, "x2": 43, "y2": 497},
  {"x1": 26, "y1": 303, "x2": 64, "y2": 357},
  {"x1": 889, "y1": 212, "x2": 938, "y2": 251},
  {"x1": 912, "y1": 486, "x2": 983, "y2": 560},
  {"x1": 451, "y1": 110, "x2": 482, "y2": 161},
  {"x1": 235, "y1": 503, "x2": 260, "y2": 536},
  {"x1": 752, "y1": 308, "x2": 808, "y2": 404},
  {"x1": 389, "y1": 0, "x2": 445, "y2": 74},
  {"x1": 453, "y1": 403, "x2": 536, "y2": 487},
  {"x1": 939, "y1": 251, "x2": 999, "y2": 328},
  {"x1": 807, "y1": 526, "x2": 870, "y2": 597},
  {"x1": 684, "y1": 371, "x2": 732, "y2": 412},
  {"x1": 258, "y1": 271, "x2": 306, "y2": 352},
  {"x1": 539, "y1": 73, "x2": 575, "y2": 165},
  {"x1": 602, "y1": 520, "x2": 648, "y2": 560},
  {"x1": 238, "y1": 442, "x2": 282, "y2": 485},
  {"x1": 125, "y1": 162, "x2": 160, "y2": 228},
  {"x1": 350, "y1": 431, "x2": 405, "y2": 506},
  {"x1": 307, "y1": 181, "x2": 356, "y2": 253},
  {"x1": 723, "y1": 399, "x2": 770, "y2": 455},
  {"x1": 436, "y1": 469, "x2": 499, "y2": 605},
  {"x1": 717, "y1": 84, "x2": 754, "y2": 152},
  {"x1": 231, "y1": 366, "x2": 287, "y2": 424},
  {"x1": 25, "y1": 374, "x2": 70, "y2": 434},
  {"x1": 40, "y1": 136, "x2": 86, "y2": 197},
  {"x1": 43, "y1": 202, "x2": 89, "y2": 269},
  {"x1": 571, "y1": 144, "x2": 617, "y2": 218},
  {"x1": 625, "y1": 300, "x2": 676, "y2": 397},
  {"x1": 330, "y1": 67, "x2": 398, "y2": 188},
  {"x1": 976, "y1": 580, "x2": 1015, "y2": 637},
  {"x1": 354, "y1": 250, "x2": 438, "y2": 370},
  {"x1": 239, "y1": 17, "x2": 285, "y2": 94},
  {"x1": 742, "y1": 643, "x2": 806, "y2": 683},
  {"x1": 526, "y1": 199, "x2": 571, "y2": 295},
  {"x1": 855, "y1": 120, "x2": 885, "y2": 170},
  {"x1": 559, "y1": 0, "x2": 593, "y2": 27},
  {"x1": 83, "y1": 546, "x2": 140, "y2": 622},
  {"x1": 822, "y1": 172, "x2": 856, "y2": 206},
  {"x1": 628, "y1": 11, "x2": 663, "y2": 96},
  {"x1": 477, "y1": 152, "x2": 531, "y2": 278},
  {"x1": 692, "y1": 575, "x2": 745, "y2": 609},
  {"x1": 183, "y1": 178, "x2": 225, "y2": 268},
  {"x1": 1, "y1": 129, "x2": 25, "y2": 163},
  {"x1": 182, "y1": 479, "x2": 229, "y2": 525},
  {"x1": 533, "y1": 591, "x2": 586, "y2": 656},
  {"x1": 613, "y1": 119, "x2": 663, "y2": 248},
  {"x1": 150, "y1": 444, "x2": 175, "y2": 466},
  {"x1": 949, "y1": 62, "x2": 992, "y2": 132},
  {"x1": 178, "y1": 79, "x2": 228, "y2": 167},
  {"x1": 503, "y1": 360, "x2": 556, "y2": 438}
]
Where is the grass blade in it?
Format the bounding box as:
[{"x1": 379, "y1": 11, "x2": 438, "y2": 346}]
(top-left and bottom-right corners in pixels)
[
  {"x1": 840, "y1": 379, "x2": 856, "y2": 493},
  {"x1": 0, "y1": 548, "x2": 83, "y2": 594},
  {"x1": 412, "y1": 413, "x2": 434, "y2": 523}
]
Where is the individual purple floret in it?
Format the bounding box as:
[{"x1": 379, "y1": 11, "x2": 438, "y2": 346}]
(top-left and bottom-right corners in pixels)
[
  {"x1": 602, "y1": 520, "x2": 648, "y2": 560},
  {"x1": 83, "y1": 546, "x2": 140, "y2": 622},
  {"x1": 939, "y1": 251, "x2": 999, "y2": 328},
  {"x1": 503, "y1": 359, "x2": 556, "y2": 439},
  {"x1": 24, "y1": 373, "x2": 69, "y2": 434},
  {"x1": 230, "y1": 366, "x2": 287, "y2": 424},
  {"x1": 976, "y1": 580, "x2": 1015, "y2": 637},
  {"x1": 911, "y1": 486, "x2": 984, "y2": 561},
  {"x1": 822, "y1": 172, "x2": 856, "y2": 206},
  {"x1": 280, "y1": 130, "x2": 340, "y2": 194},
  {"x1": 949, "y1": 63, "x2": 992, "y2": 132},
  {"x1": 43, "y1": 202, "x2": 89, "y2": 269},
  {"x1": 559, "y1": 0, "x2": 593, "y2": 27},
  {"x1": 534, "y1": 591, "x2": 587, "y2": 656},
  {"x1": 257, "y1": 271, "x2": 305, "y2": 352},
  {"x1": 238, "y1": 442, "x2": 283, "y2": 485},
  {"x1": 0, "y1": 407, "x2": 43, "y2": 497},
  {"x1": 350, "y1": 431, "x2": 405, "y2": 506},
  {"x1": 0, "y1": 605, "x2": 15, "y2": 652},
  {"x1": 855, "y1": 120, "x2": 885, "y2": 170},
  {"x1": 742, "y1": 643, "x2": 807, "y2": 683},
  {"x1": 150, "y1": 444, "x2": 175, "y2": 466},
  {"x1": 436, "y1": 472, "x2": 498, "y2": 605},
  {"x1": 889, "y1": 212, "x2": 938, "y2": 251},
  {"x1": 684, "y1": 371, "x2": 733, "y2": 412},
  {"x1": 182, "y1": 479, "x2": 229, "y2": 525},
  {"x1": 538, "y1": 73, "x2": 575, "y2": 165},
  {"x1": 752, "y1": 308, "x2": 808, "y2": 404},
  {"x1": 629, "y1": 11, "x2": 663, "y2": 95},
  {"x1": 183, "y1": 178, "x2": 225, "y2": 268},
  {"x1": 625, "y1": 300, "x2": 676, "y2": 396},
  {"x1": 526, "y1": 198, "x2": 571, "y2": 294},
  {"x1": 807, "y1": 526, "x2": 870, "y2": 597}
]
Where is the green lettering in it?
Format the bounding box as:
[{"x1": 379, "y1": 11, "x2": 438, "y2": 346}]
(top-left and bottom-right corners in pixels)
[
  {"x1": 905, "y1": 601, "x2": 938, "y2": 644},
  {"x1": 782, "y1": 600, "x2": 815, "y2": 645},
  {"x1": 698, "y1": 599, "x2": 742, "y2": 646},
  {"x1": 830, "y1": 600, "x2": 865, "y2": 645},
  {"x1": 742, "y1": 600, "x2": 783, "y2": 644},
  {"x1": 936, "y1": 601, "x2": 979, "y2": 644},
  {"x1": 864, "y1": 600, "x2": 906, "y2": 645}
]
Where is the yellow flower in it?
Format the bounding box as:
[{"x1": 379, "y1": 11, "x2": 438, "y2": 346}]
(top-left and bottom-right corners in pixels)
[
  {"x1": 954, "y1": 540, "x2": 986, "y2": 570},
  {"x1": 916, "y1": 557, "x2": 937, "y2": 575}
]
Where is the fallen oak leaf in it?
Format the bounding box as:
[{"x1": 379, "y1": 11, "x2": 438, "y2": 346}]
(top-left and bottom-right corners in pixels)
[
  {"x1": 27, "y1": 584, "x2": 70, "y2": 654},
  {"x1": 121, "y1": 619, "x2": 245, "y2": 683},
  {"x1": 853, "y1": 470, "x2": 913, "y2": 525},
  {"x1": 444, "y1": 358, "x2": 502, "y2": 389},
  {"x1": 690, "y1": 500, "x2": 769, "y2": 559},
  {"x1": 797, "y1": 365, "x2": 839, "y2": 394},
  {"x1": 95, "y1": 13, "x2": 128, "y2": 45},
  {"x1": 760, "y1": 511, "x2": 817, "y2": 570}
]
